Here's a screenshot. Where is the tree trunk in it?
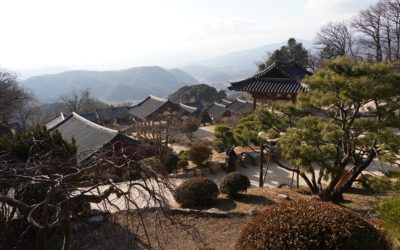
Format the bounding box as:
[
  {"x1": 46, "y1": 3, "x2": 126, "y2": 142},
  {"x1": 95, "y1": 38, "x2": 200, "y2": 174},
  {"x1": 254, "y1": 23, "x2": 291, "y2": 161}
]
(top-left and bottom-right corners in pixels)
[
  {"x1": 36, "y1": 229, "x2": 49, "y2": 250},
  {"x1": 62, "y1": 209, "x2": 72, "y2": 250}
]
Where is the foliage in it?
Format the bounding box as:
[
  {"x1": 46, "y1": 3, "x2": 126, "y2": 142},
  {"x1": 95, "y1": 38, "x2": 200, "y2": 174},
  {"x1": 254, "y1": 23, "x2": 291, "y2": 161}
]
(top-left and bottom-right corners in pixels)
[
  {"x1": 199, "y1": 110, "x2": 212, "y2": 125},
  {"x1": 235, "y1": 199, "x2": 390, "y2": 250},
  {"x1": 365, "y1": 175, "x2": 393, "y2": 194},
  {"x1": 219, "y1": 172, "x2": 250, "y2": 197},
  {"x1": 174, "y1": 177, "x2": 219, "y2": 208},
  {"x1": 233, "y1": 114, "x2": 262, "y2": 147},
  {"x1": 233, "y1": 58, "x2": 400, "y2": 201},
  {"x1": 177, "y1": 151, "x2": 189, "y2": 171},
  {"x1": 213, "y1": 125, "x2": 236, "y2": 152},
  {"x1": 0, "y1": 126, "x2": 77, "y2": 162},
  {"x1": 180, "y1": 119, "x2": 199, "y2": 139},
  {"x1": 178, "y1": 150, "x2": 189, "y2": 161},
  {"x1": 377, "y1": 195, "x2": 400, "y2": 247},
  {"x1": 164, "y1": 152, "x2": 180, "y2": 174},
  {"x1": 169, "y1": 84, "x2": 226, "y2": 104},
  {"x1": 258, "y1": 38, "x2": 310, "y2": 71},
  {"x1": 188, "y1": 144, "x2": 212, "y2": 167}
]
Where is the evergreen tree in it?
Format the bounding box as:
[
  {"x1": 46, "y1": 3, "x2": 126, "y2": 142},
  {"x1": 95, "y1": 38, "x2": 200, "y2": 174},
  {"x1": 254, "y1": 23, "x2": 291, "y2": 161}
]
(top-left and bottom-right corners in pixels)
[
  {"x1": 235, "y1": 57, "x2": 400, "y2": 201},
  {"x1": 258, "y1": 38, "x2": 310, "y2": 71}
]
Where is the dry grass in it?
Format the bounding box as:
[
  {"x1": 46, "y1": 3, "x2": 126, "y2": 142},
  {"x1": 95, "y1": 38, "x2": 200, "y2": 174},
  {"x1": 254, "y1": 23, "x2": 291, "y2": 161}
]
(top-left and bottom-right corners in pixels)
[{"x1": 75, "y1": 211, "x2": 249, "y2": 250}]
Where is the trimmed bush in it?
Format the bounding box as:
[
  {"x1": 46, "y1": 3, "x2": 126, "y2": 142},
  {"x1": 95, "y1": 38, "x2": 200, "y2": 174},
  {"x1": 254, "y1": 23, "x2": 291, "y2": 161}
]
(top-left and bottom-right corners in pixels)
[
  {"x1": 174, "y1": 177, "x2": 219, "y2": 208},
  {"x1": 164, "y1": 152, "x2": 179, "y2": 174},
  {"x1": 220, "y1": 172, "x2": 250, "y2": 197},
  {"x1": 235, "y1": 199, "x2": 390, "y2": 250},
  {"x1": 178, "y1": 150, "x2": 189, "y2": 161},
  {"x1": 188, "y1": 144, "x2": 212, "y2": 167}
]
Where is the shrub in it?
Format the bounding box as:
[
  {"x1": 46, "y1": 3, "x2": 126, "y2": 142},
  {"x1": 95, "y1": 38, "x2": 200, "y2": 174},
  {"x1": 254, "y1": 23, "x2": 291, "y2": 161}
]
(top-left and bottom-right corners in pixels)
[
  {"x1": 181, "y1": 119, "x2": 199, "y2": 139},
  {"x1": 366, "y1": 175, "x2": 392, "y2": 194},
  {"x1": 177, "y1": 160, "x2": 189, "y2": 170},
  {"x1": 219, "y1": 172, "x2": 250, "y2": 197},
  {"x1": 188, "y1": 144, "x2": 212, "y2": 167},
  {"x1": 164, "y1": 152, "x2": 179, "y2": 174},
  {"x1": 377, "y1": 195, "x2": 400, "y2": 247},
  {"x1": 213, "y1": 125, "x2": 235, "y2": 152},
  {"x1": 235, "y1": 199, "x2": 390, "y2": 250},
  {"x1": 178, "y1": 150, "x2": 189, "y2": 161},
  {"x1": 200, "y1": 110, "x2": 212, "y2": 125},
  {"x1": 174, "y1": 177, "x2": 219, "y2": 208}
]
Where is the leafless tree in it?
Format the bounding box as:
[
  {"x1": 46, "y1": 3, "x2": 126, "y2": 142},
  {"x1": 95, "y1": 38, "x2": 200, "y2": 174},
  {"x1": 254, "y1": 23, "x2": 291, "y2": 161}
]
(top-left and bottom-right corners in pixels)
[
  {"x1": 383, "y1": 0, "x2": 400, "y2": 61},
  {"x1": 315, "y1": 21, "x2": 356, "y2": 59},
  {"x1": 307, "y1": 50, "x2": 323, "y2": 71},
  {"x1": 13, "y1": 98, "x2": 46, "y2": 130},
  {"x1": 130, "y1": 111, "x2": 186, "y2": 167},
  {"x1": 59, "y1": 88, "x2": 92, "y2": 113},
  {"x1": 0, "y1": 131, "x2": 198, "y2": 249},
  {"x1": 0, "y1": 71, "x2": 31, "y2": 125},
  {"x1": 60, "y1": 88, "x2": 111, "y2": 114},
  {"x1": 352, "y1": 2, "x2": 385, "y2": 62}
]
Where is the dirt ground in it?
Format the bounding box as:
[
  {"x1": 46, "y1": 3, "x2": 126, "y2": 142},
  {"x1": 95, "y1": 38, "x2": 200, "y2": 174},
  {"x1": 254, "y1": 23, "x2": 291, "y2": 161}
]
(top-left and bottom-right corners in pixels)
[
  {"x1": 75, "y1": 186, "x2": 396, "y2": 250},
  {"x1": 75, "y1": 211, "x2": 249, "y2": 250}
]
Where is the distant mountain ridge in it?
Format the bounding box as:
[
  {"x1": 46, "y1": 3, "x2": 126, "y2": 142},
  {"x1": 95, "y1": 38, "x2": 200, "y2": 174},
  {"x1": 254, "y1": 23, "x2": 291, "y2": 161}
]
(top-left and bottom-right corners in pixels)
[
  {"x1": 22, "y1": 66, "x2": 197, "y2": 103},
  {"x1": 181, "y1": 39, "x2": 313, "y2": 84},
  {"x1": 20, "y1": 39, "x2": 313, "y2": 102}
]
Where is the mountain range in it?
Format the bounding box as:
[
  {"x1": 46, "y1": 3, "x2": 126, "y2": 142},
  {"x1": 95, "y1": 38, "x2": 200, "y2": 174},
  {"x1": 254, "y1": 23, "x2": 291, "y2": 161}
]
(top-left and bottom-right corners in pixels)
[
  {"x1": 21, "y1": 67, "x2": 198, "y2": 103},
  {"x1": 21, "y1": 39, "x2": 312, "y2": 103}
]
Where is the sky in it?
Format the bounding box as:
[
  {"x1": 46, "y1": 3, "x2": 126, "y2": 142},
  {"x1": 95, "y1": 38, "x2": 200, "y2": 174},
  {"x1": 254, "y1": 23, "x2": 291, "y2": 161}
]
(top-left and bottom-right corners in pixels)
[{"x1": 1, "y1": 0, "x2": 378, "y2": 71}]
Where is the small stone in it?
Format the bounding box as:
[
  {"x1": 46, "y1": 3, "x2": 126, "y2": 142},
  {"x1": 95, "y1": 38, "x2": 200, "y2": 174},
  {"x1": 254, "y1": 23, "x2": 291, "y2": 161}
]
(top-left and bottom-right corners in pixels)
[
  {"x1": 249, "y1": 208, "x2": 259, "y2": 216},
  {"x1": 277, "y1": 194, "x2": 290, "y2": 200},
  {"x1": 86, "y1": 215, "x2": 105, "y2": 224}
]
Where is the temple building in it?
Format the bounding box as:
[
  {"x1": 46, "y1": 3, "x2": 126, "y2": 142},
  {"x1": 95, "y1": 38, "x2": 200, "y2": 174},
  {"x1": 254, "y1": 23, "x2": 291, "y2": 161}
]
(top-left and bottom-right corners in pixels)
[
  {"x1": 50, "y1": 112, "x2": 139, "y2": 162},
  {"x1": 228, "y1": 61, "x2": 312, "y2": 109},
  {"x1": 128, "y1": 95, "x2": 200, "y2": 122},
  {"x1": 44, "y1": 112, "x2": 66, "y2": 130},
  {"x1": 207, "y1": 98, "x2": 253, "y2": 121}
]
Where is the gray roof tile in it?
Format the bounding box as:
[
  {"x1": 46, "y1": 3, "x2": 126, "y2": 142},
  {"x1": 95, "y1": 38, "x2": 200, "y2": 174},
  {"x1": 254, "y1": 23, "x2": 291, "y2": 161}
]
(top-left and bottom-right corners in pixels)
[
  {"x1": 51, "y1": 112, "x2": 134, "y2": 162},
  {"x1": 44, "y1": 112, "x2": 66, "y2": 130}
]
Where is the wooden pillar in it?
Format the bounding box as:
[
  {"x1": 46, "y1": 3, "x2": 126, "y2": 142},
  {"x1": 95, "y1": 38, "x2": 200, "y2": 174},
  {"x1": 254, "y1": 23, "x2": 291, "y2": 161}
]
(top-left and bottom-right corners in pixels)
[
  {"x1": 291, "y1": 93, "x2": 296, "y2": 104},
  {"x1": 253, "y1": 97, "x2": 257, "y2": 111}
]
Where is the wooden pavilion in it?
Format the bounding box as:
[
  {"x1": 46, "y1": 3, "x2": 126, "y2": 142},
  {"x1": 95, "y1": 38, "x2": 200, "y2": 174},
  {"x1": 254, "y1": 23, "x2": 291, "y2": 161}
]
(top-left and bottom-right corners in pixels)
[{"x1": 228, "y1": 61, "x2": 312, "y2": 109}]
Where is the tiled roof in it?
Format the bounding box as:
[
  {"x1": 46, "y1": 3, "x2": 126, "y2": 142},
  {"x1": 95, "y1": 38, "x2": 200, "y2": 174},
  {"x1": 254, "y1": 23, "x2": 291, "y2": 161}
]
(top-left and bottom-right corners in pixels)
[
  {"x1": 129, "y1": 95, "x2": 199, "y2": 120},
  {"x1": 80, "y1": 112, "x2": 98, "y2": 123},
  {"x1": 219, "y1": 99, "x2": 233, "y2": 105},
  {"x1": 51, "y1": 112, "x2": 137, "y2": 162},
  {"x1": 254, "y1": 61, "x2": 312, "y2": 80},
  {"x1": 128, "y1": 95, "x2": 172, "y2": 120},
  {"x1": 44, "y1": 112, "x2": 66, "y2": 130},
  {"x1": 182, "y1": 102, "x2": 204, "y2": 111},
  {"x1": 208, "y1": 102, "x2": 231, "y2": 117},
  {"x1": 229, "y1": 78, "x2": 306, "y2": 93},
  {"x1": 179, "y1": 103, "x2": 199, "y2": 114},
  {"x1": 226, "y1": 99, "x2": 253, "y2": 112},
  {"x1": 96, "y1": 107, "x2": 131, "y2": 121},
  {"x1": 229, "y1": 61, "x2": 311, "y2": 93}
]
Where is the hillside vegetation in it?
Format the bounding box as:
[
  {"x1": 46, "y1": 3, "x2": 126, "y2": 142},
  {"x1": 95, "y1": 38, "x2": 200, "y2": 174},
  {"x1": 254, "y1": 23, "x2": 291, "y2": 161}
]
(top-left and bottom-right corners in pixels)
[
  {"x1": 22, "y1": 66, "x2": 197, "y2": 102},
  {"x1": 169, "y1": 84, "x2": 226, "y2": 104}
]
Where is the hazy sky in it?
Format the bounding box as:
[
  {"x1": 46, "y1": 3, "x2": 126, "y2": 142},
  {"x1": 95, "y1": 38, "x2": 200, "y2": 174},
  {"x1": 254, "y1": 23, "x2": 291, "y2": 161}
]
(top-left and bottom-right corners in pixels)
[{"x1": 1, "y1": 0, "x2": 378, "y2": 71}]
